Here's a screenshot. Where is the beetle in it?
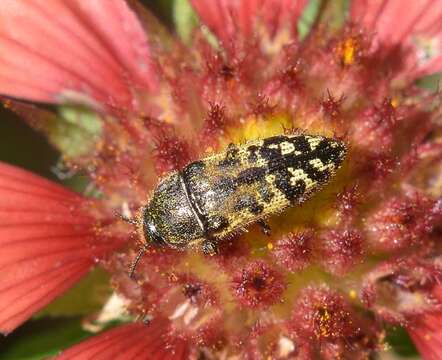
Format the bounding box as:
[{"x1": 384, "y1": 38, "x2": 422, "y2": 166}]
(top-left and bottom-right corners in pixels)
[{"x1": 127, "y1": 134, "x2": 347, "y2": 276}]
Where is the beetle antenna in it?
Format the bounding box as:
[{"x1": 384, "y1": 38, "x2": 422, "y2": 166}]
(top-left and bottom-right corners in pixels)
[
  {"x1": 114, "y1": 210, "x2": 139, "y2": 226},
  {"x1": 129, "y1": 247, "x2": 146, "y2": 278}
]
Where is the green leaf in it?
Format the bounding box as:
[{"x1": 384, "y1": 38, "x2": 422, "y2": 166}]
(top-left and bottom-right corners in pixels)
[
  {"x1": 297, "y1": 0, "x2": 323, "y2": 40},
  {"x1": 385, "y1": 326, "x2": 419, "y2": 357},
  {"x1": 0, "y1": 317, "x2": 91, "y2": 360},
  {"x1": 50, "y1": 162, "x2": 102, "y2": 197},
  {"x1": 173, "y1": 0, "x2": 199, "y2": 43},
  {"x1": 298, "y1": 0, "x2": 350, "y2": 40},
  {"x1": 35, "y1": 268, "x2": 111, "y2": 318},
  {"x1": 415, "y1": 72, "x2": 442, "y2": 91},
  {"x1": 47, "y1": 105, "x2": 102, "y2": 159},
  {"x1": 61, "y1": 172, "x2": 99, "y2": 196},
  {"x1": 1, "y1": 102, "x2": 102, "y2": 177},
  {"x1": 320, "y1": 0, "x2": 350, "y2": 30}
]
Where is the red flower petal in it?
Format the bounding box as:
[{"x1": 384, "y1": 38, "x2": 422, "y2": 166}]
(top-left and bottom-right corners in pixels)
[
  {"x1": 351, "y1": 0, "x2": 442, "y2": 76},
  {"x1": 56, "y1": 319, "x2": 189, "y2": 360},
  {"x1": 191, "y1": 0, "x2": 307, "y2": 47},
  {"x1": 408, "y1": 285, "x2": 442, "y2": 360},
  {"x1": 0, "y1": 162, "x2": 121, "y2": 334},
  {"x1": 0, "y1": 0, "x2": 158, "y2": 111},
  {"x1": 409, "y1": 312, "x2": 442, "y2": 360}
]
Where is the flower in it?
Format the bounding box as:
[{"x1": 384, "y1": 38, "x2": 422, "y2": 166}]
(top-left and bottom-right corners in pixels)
[
  {"x1": 408, "y1": 285, "x2": 442, "y2": 360},
  {"x1": 0, "y1": 0, "x2": 441, "y2": 359}
]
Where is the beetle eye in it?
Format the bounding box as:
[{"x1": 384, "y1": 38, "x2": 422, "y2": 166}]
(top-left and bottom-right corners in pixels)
[
  {"x1": 142, "y1": 208, "x2": 166, "y2": 246},
  {"x1": 147, "y1": 222, "x2": 165, "y2": 246}
]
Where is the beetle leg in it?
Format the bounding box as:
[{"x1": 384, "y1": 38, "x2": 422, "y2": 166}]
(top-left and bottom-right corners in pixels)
[
  {"x1": 202, "y1": 239, "x2": 219, "y2": 256},
  {"x1": 128, "y1": 245, "x2": 148, "y2": 278},
  {"x1": 257, "y1": 219, "x2": 271, "y2": 236}
]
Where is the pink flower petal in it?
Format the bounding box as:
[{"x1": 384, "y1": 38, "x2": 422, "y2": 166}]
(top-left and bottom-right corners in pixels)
[
  {"x1": 409, "y1": 312, "x2": 442, "y2": 360},
  {"x1": 0, "y1": 0, "x2": 158, "y2": 110},
  {"x1": 408, "y1": 285, "x2": 442, "y2": 360},
  {"x1": 56, "y1": 319, "x2": 189, "y2": 360},
  {"x1": 191, "y1": 0, "x2": 307, "y2": 47},
  {"x1": 351, "y1": 0, "x2": 442, "y2": 76},
  {"x1": 0, "y1": 162, "x2": 121, "y2": 334}
]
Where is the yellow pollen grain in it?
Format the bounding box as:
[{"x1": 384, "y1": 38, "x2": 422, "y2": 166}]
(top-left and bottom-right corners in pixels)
[
  {"x1": 340, "y1": 38, "x2": 358, "y2": 65},
  {"x1": 390, "y1": 97, "x2": 400, "y2": 108},
  {"x1": 318, "y1": 308, "x2": 331, "y2": 337},
  {"x1": 349, "y1": 289, "x2": 357, "y2": 299},
  {"x1": 267, "y1": 242, "x2": 274, "y2": 250}
]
